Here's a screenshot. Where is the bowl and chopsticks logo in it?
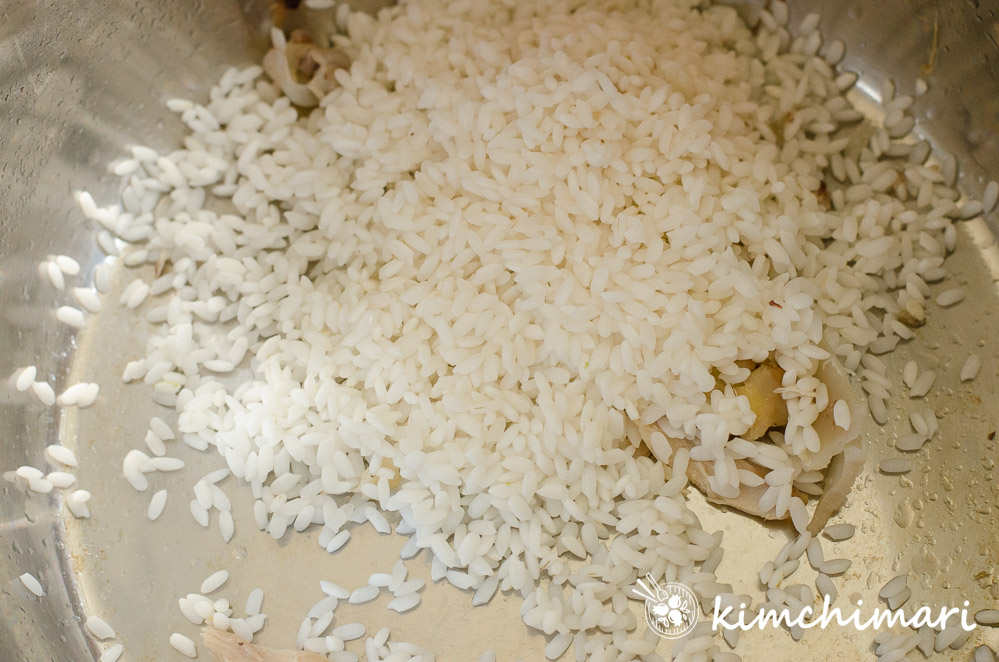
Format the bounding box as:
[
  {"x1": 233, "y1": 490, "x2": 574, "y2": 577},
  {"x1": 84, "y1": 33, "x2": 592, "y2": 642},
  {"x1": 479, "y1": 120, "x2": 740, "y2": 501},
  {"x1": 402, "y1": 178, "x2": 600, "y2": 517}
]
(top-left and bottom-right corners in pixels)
[{"x1": 634, "y1": 575, "x2": 698, "y2": 638}]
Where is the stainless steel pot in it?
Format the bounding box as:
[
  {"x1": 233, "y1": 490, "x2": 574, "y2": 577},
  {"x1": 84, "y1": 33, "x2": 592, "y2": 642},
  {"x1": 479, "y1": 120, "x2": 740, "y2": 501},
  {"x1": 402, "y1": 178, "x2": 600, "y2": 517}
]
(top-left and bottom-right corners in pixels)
[{"x1": 2, "y1": 1, "x2": 998, "y2": 660}]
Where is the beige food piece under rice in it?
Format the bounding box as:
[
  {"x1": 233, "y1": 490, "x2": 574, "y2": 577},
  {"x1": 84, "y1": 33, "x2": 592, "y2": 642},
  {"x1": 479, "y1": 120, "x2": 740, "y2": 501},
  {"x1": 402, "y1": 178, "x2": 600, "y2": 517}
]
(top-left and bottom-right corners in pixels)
[
  {"x1": 733, "y1": 361, "x2": 788, "y2": 441},
  {"x1": 642, "y1": 354, "x2": 866, "y2": 527},
  {"x1": 81, "y1": 0, "x2": 965, "y2": 654},
  {"x1": 202, "y1": 628, "x2": 328, "y2": 662},
  {"x1": 262, "y1": 29, "x2": 350, "y2": 107}
]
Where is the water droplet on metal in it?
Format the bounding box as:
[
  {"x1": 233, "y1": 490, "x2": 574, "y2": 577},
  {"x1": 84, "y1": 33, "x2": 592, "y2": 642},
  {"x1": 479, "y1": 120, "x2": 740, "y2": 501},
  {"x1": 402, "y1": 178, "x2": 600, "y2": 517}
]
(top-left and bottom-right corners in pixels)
[{"x1": 894, "y1": 500, "x2": 915, "y2": 528}]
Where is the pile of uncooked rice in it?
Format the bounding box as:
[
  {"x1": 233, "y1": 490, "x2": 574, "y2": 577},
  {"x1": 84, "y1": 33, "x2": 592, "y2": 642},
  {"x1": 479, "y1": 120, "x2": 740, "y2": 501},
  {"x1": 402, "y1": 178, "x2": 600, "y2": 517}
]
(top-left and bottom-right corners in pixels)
[{"x1": 74, "y1": 0, "x2": 969, "y2": 659}]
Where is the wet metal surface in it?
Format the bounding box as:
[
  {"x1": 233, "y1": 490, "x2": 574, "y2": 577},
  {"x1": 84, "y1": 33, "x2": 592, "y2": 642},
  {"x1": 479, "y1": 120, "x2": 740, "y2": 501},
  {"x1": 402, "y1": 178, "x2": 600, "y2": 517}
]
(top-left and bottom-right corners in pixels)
[{"x1": 1, "y1": 0, "x2": 998, "y2": 660}]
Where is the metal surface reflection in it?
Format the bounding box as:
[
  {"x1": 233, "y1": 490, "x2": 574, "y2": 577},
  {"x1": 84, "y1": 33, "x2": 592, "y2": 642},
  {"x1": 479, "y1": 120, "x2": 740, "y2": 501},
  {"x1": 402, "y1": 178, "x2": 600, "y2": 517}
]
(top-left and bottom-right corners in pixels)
[{"x1": 1, "y1": 1, "x2": 997, "y2": 660}]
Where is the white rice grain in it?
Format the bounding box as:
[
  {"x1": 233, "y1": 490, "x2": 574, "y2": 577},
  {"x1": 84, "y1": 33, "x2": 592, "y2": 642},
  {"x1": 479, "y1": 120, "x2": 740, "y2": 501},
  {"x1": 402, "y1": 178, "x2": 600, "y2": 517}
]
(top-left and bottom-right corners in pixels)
[
  {"x1": 332, "y1": 624, "x2": 365, "y2": 641},
  {"x1": 148, "y1": 456, "x2": 184, "y2": 472},
  {"x1": 823, "y1": 524, "x2": 855, "y2": 541},
  {"x1": 879, "y1": 574, "x2": 908, "y2": 599},
  {"x1": 959, "y1": 200, "x2": 984, "y2": 219},
  {"x1": 144, "y1": 430, "x2": 166, "y2": 457},
  {"x1": 326, "y1": 530, "x2": 350, "y2": 553},
  {"x1": 832, "y1": 400, "x2": 851, "y2": 430},
  {"x1": 815, "y1": 574, "x2": 837, "y2": 602},
  {"x1": 788, "y1": 498, "x2": 809, "y2": 534},
  {"x1": 879, "y1": 458, "x2": 912, "y2": 474},
  {"x1": 961, "y1": 353, "x2": 981, "y2": 382},
  {"x1": 820, "y1": 559, "x2": 852, "y2": 576},
  {"x1": 30, "y1": 381, "x2": 56, "y2": 406},
  {"x1": 909, "y1": 370, "x2": 936, "y2": 398},
  {"x1": 387, "y1": 594, "x2": 421, "y2": 613},
  {"x1": 149, "y1": 417, "x2": 175, "y2": 441},
  {"x1": 976, "y1": 646, "x2": 998, "y2": 662},
  {"x1": 349, "y1": 585, "x2": 379, "y2": 605},
  {"x1": 886, "y1": 586, "x2": 911, "y2": 610},
  {"x1": 100, "y1": 644, "x2": 124, "y2": 662},
  {"x1": 147, "y1": 489, "x2": 168, "y2": 520},
  {"x1": 44, "y1": 260, "x2": 65, "y2": 290},
  {"x1": 14, "y1": 366, "x2": 37, "y2": 392},
  {"x1": 19, "y1": 572, "x2": 44, "y2": 597},
  {"x1": 86, "y1": 615, "x2": 117, "y2": 640},
  {"x1": 200, "y1": 570, "x2": 229, "y2": 594},
  {"x1": 45, "y1": 445, "x2": 78, "y2": 467},
  {"x1": 66, "y1": 490, "x2": 91, "y2": 518},
  {"x1": 984, "y1": 181, "x2": 999, "y2": 214},
  {"x1": 54, "y1": 255, "x2": 80, "y2": 275},
  {"x1": 169, "y1": 633, "x2": 197, "y2": 658},
  {"x1": 896, "y1": 433, "x2": 928, "y2": 452},
  {"x1": 935, "y1": 288, "x2": 965, "y2": 307},
  {"x1": 975, "y1": 610, "x2": 999, "y2": 626},
  {"x1": 57, "y1": 382, "x2": 99, "y2": 408},
  {"x1": 93, "y1": 262, "x2": 113, "y2": 293},
  {"x1": 245, "y1": 588, "x2": 264, "y2": 616},
  {"x1": 56, "y1": 306, "x2": 86, "y2": 329},
  {"x1": 320, "y1": 582, "x2": 349, "y2": 600},
  {"x1": 190, "y1": 501, "x2": 210, "y2": 527},
  {"x1": 46, "y1": 472, "x2": 76, "y2": 489},
  {"x1": 27, "y1": 476, "x2": 54, "y2": 494},
  {"x1": 935, "y1": 627, "x2": 962, "y2": 652},
  {"x1": 545, "y1": 633, "x2": 572, "y2": 660},
  {"x1": 231, "y1": 618, "x2": 254, "y2": 642},
  {"x1": 120, "y1": 278, "x2": 150, "y2": 309},
  {"x1": 219, "y1": 511, "x2": 235, "y2": 542},
  {"x1": 869, "y1": 397, "x2": 888, "y2": 425}
]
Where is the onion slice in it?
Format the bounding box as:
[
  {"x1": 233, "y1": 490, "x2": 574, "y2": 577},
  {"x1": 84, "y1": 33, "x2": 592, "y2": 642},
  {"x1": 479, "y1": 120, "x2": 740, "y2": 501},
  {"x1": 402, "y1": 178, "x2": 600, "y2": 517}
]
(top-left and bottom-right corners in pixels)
[
  {"x1": 202, "y1": 627, "x2": 328, "y2": 662},
  {"x1": 806, "y1": 441, "x2": 865, "y2": 534},
  {"x1": 642, "y1": 354, "x2": 867, "y2": 526},
  {"x1": 262, "y1": 41, "x2": 319, "y2": 107},
  {"x1": 262, "y1": 28, "x2": 350, "y2": 108}
]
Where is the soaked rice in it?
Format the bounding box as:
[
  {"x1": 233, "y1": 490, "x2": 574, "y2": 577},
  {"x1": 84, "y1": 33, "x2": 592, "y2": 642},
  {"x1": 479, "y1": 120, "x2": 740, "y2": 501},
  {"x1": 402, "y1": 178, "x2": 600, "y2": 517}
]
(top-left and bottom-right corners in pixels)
[{"x1": 61, "y1": 0, "x2": 982, "y2": 658}]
